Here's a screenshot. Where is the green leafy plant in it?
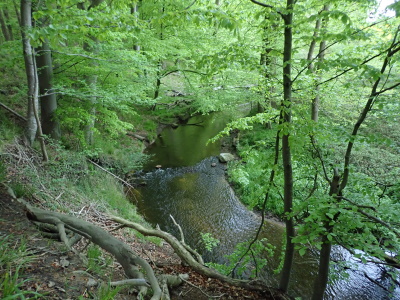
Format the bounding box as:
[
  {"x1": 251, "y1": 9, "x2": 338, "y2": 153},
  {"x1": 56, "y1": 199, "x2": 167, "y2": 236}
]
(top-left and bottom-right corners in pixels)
[
  {"x1": 87, "y1": 245, "x2": 108, "y2": 276},
  {"x1": 0, "y1": 236, "x2": 43, "y2": 299},
  {"x1": 200, "y1": 232, "x2": 220, "y2": 252},
  {"x1": 207, "y1": 238, "x2": 274, "y2": 279},
  {"x1": 94, "y1": 283, "x2": 122, "y2": 300}
]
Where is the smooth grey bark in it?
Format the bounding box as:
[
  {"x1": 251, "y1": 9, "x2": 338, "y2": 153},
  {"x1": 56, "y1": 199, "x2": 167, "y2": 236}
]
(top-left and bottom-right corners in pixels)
[
  {"x1": 259, "y1": 15, "x2": 278, "y2": 114},
  {"x1": 131, "y1": 0, "x2": 141, "y2": 51},
  {"x1": 278, "y1": 0, "x2": 295, "y2": 293},
  {"x1": 36, "y1": 41, "x2": 61, "y2": 140},
  {"x1": 308, "y1": 5, "x2": 329, "y2": 122},
  {"x1": 21, "y1": 0, "x2": 38, "y2": 146},
  {"x1": 20, "y1": 0, "x2": 48, "y2": 161}
]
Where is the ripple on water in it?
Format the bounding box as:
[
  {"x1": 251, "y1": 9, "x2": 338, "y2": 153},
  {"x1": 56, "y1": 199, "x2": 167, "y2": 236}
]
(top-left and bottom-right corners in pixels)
[{"x1": 134, "y1": 157, "x2": 400, "y2": 300}]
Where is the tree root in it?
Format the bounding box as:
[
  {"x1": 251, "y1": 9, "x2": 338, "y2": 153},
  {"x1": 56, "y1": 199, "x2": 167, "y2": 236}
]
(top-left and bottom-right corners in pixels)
[
  {"x1": 23, "y1": 203, "x2": 164, "y2": 300},
  {"x1": 109, "y1": 215, "x2": 285, "y2": 296}
]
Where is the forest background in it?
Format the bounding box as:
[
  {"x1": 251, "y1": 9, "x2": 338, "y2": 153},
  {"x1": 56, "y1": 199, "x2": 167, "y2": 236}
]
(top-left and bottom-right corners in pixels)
[{"x1": 0, "y1": 0, "x2": 400, "y2": 299}]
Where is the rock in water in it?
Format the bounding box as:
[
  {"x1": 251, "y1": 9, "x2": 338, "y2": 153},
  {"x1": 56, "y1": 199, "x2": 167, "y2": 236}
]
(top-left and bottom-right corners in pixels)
[{"x1": 218, "y1": 153, "x2": 235, "y2": 163}]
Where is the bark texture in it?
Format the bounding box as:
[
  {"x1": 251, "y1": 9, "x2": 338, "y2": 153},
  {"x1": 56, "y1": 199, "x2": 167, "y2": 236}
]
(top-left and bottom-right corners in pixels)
[
  {"x1": 278, "y1": 0, "x2": 295, "y2": 293},
  {"x1": 21, "y1": 0, "x2": 38, "y2": 146},
  {"x1": 36, "y1": 42, "x2": 60, "y2": 139},
  {"x1": 25, "y1": 204, "x2": 163, "y2": 300}
]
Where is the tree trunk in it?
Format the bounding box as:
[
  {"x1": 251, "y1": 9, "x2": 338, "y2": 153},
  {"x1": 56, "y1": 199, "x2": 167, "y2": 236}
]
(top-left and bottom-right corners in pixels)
[
  {"x1": 77, "y1": 1, "x2": 104, "y2": 145},
  {"x1": 21, "y1": 0, "x2": 38, "y2": 146},
  {"x1": 278, "y1": 0, "x2": 295, "y2": 293},
  {"x1": 259, "y1": 15, "x2": 278, "y2": 114},
  {"x1": 309, "y1": 5, "x2": 329, "y2": 122},
  {"x1": 131, "y1": 1, "x2": 141, "y2": 51},
  {"x1": 36, "y1": 40, "x2": 61, "y2": 140},
  {"x1": 3, "y1": 8, "x2": 14, "y2": 40},
  {"x1": 13, "y1": 0, "x2": 21, "y2": 26},
  {"x1": 0, "y1": 9, "x2": 11, "y2": 41},
  {"x1": 312, "y1": 236, "x2": 331, "y2": 300},
  {"x1": 312, "y1": 169, "x2": 340, "y2": 299}
]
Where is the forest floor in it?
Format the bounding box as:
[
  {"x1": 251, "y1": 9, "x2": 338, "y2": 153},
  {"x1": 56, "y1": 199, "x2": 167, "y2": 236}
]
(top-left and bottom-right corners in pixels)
[{"x1": 0, "y1": 187, "x2": 287, "y2": 300}]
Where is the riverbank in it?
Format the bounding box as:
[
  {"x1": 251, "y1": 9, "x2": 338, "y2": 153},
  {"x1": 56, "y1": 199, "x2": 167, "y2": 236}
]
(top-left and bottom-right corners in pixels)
[
  {"x1": 0, "y1": 133, "x2": 288, "y2": 299},
  {"x1": 0, "y1": 188, "x2": 286, "y2": 299}
]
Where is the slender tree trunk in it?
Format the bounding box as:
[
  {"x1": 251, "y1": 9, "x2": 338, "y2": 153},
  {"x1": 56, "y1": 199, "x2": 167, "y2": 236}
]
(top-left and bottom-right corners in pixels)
[
  {"x1": 312, "y1": 169, "x2": 340, "y2": 300},
  {"x1": 259, "y1": 17, "x2": 278, "y2": 114},
  {"x1": 3, "y1": 8, "x2": 14, "y2": 40},
  {"x1": 21, "y1": 0, "x2": 38, "y2": 146},
  {"x1": 83, "y1": 49, "x2": 98, "y2": 146},
  {"x1": 309, "y1": 5, "x2": 329, "y2": 122},
  {"x1": 311, "y1": 25, "x2": 400, "y2": 300},
  {"x1": 153, "y1": 5, "x2": 164, "y2": 103},
  {"x1": 36, "y1": 41, "x2": 61, "y2": 140},
  {"x1": 32, "y1": 49, "x2": 49, "y2": 162},
  {"x1": 77, "y1": 1, "x2": 104, "y2": 145},
  {"x1": 13, "y1": 0, "x2": 21, "y2": 26},
  {"x1": 0, "y1": 9, "x2": 11, "y2": 41},
  {"x1": 278, "y1": 0, "x2": 295, "y2": 293},
  {"x1": 131, "y1": 1, "x2": 141, "y2": 51}
]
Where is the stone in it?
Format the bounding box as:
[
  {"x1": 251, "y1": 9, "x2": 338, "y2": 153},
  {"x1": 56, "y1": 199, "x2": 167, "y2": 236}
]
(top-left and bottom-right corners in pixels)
[{"x1": 218, "y1": 153, "x2": 235, "y2": 163}]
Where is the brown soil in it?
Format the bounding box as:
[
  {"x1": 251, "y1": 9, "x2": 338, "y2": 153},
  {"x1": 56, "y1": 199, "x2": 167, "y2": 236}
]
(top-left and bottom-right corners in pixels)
[{"x1": 0, "y1": 187, "x2": 287, "y2": 300}]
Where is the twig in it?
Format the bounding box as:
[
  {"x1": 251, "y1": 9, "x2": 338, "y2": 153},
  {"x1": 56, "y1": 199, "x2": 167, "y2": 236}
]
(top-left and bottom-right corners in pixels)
[
  {"x1": 170, "y1": 215, "x2": 185, "y2": 244},
  {"x1": 340, "y1": 196, "x2": 400, "y2": 238},
  {"x1": 109, "y1": 224, "x2": 125, "y2": 232},
  {"x1": 170, "y1": 214, "x2": 204, "y2": 264},
  {"x1": 0, "y1": 101, "x2": 27, "y2": 122},
  {"x1": 178, "y1": 275, "x2": 225, "y2": 299},
  {"x1": 87, "y1": 159, "x2": 135, "y2": 191}
]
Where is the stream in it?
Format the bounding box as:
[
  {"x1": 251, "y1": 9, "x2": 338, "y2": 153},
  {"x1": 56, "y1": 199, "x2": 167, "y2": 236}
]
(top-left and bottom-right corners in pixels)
[{"x1": 132, "y1": 112, "x2": 400, "y2": 299}]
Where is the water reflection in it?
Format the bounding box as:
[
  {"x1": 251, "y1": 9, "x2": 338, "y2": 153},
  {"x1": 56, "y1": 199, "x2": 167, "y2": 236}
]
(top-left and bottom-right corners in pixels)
[{"x1": 132, "y1": 110, "x2": 400, "y2": 299}]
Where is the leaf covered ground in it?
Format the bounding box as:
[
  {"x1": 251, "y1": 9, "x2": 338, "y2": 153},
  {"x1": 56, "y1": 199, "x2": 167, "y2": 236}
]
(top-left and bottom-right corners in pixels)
[{"x1": 0, "y1": 187, "x2": 288, "y2": 300}]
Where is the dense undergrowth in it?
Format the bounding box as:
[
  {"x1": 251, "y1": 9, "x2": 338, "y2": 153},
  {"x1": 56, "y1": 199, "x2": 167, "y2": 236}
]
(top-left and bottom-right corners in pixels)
[{"x1": 0, "y1": 108, "x2": 166, "y2": 299}]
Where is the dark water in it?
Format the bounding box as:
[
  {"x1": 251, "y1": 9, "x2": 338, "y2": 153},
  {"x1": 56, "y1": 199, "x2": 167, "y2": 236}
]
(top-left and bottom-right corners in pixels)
[
  {"x1": 143, "y1": 113, "x2": 228, "y2": 169},
  {"x1": 132, "y1": 112, "x2": 400, "y2": 299}
]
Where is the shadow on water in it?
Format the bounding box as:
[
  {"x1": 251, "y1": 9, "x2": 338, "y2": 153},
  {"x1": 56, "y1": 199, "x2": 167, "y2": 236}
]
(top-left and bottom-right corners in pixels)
[{"x1": 131, "y1": 111, "x2": 400, "y2": 299}]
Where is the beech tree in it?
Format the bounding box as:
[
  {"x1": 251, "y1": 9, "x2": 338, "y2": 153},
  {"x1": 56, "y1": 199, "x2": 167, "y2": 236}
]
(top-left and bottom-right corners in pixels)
[{"x1": 3, "y1": 0, "x2": 399, "y2": 298}]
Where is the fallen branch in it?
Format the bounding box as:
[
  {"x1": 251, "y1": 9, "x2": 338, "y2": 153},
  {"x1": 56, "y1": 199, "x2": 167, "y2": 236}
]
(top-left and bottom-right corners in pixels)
[
  {"x1": 126, "y1": 132, "x2": 150, "y2": 143},
  {"x1": 0, "y1": 101, "x2": 27, "y2": 122},
  {"x1": 109, "y1": 215, "x2": 286, "y2": 297},
  {"x1": 87, "y1": 159, "x2": 135, "y2": 191}
]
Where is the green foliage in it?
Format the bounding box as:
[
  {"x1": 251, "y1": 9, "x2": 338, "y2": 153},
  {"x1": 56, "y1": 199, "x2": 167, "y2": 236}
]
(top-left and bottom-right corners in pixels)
[
  {"x1": 94, "y1": 284, "x2": 122, "y2": 300},
  {"x1": 206, "y1": 238, "x2": 273, "y2": 279},
  {"x1": 0, "y1": 236, "x2": 43, "y2": 299},
  {"x1": 200, "y1": 232, "x2": 220, "y2": 252},
  {"x1": 86, "y1": 245, "x2": 113, "y2": 276},
  {"x1": 9, "y1": 182, "x2": 34, "y2": 199}
]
